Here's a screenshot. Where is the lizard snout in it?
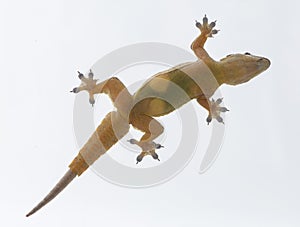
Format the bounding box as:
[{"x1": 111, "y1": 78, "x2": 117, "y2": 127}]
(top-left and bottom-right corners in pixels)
[{"x1": 257, "y1": 57, "x2": 271, "y2": 71}]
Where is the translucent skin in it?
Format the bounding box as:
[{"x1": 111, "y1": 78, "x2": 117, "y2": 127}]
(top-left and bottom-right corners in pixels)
[{"x1": 26, "y1": 15, "x2": 270, "y2": 217}]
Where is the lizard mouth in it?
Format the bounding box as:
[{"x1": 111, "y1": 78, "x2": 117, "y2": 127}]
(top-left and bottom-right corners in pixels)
[{"x1": 257, "y1": 57, "x2": 271, "y2": 72}]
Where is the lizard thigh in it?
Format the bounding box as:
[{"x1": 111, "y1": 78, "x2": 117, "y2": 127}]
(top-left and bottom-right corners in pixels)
[
  {"x1": 92, "y1": 77, "x2": 134, "y2": 118},
  {"x1": 130, "y1": 113, "x2": 164, "y2": 142}
]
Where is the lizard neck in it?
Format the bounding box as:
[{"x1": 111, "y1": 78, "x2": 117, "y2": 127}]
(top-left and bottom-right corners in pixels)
[
  {"x1": 194, "y1": 48, "x2": 225, "y2": 87},
  {"x1": 205, "y1": 60, "x2": 225, "y2": 86},
  {"x1": 215, "y1": 60, "x2": 236, "y2": 84},
  {"x1": 188, "y1": 59, "x2": 225, "y2": 99}
]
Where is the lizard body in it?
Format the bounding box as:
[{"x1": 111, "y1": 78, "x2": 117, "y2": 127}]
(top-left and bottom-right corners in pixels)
[{"x1": 26, "y1": 15, "x2": 270, "y2": 217}]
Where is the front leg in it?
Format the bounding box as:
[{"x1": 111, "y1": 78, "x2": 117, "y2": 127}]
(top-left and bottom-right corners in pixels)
[
  {"x1": 191, "y1": 15, "x2": 219, "y2": 60},
  {"x1": 197, "y1": 97, "x2": 229, "y2": 125}
]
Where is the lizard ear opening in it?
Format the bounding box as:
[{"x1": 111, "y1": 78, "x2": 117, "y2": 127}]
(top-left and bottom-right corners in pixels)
[
  {"x1": 220, "y1": 54, "x2": 232, "y2": 61},
  {"x1": 244, "y1": 52, "x2": 251, "y2": 55}
]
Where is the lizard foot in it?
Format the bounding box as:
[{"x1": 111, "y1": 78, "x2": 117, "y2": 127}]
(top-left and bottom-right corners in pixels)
[
  {"x1": 70, "y1": 70, "x2": 98, "y2": 106},
  {"x1": 128, "y1": 139, "x2": 163, "y2": 164},
  {"x1": 206, "y1": 98, "x2": 229, "y2": 125},
  {"x1": 195, "y1": 15, "x2": 219, "y2": 38}
]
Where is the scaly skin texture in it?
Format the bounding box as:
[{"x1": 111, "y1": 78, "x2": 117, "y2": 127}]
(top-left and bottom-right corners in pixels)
[{"x1": 26, "y1": 15, "x2": 270, "y2": 217}]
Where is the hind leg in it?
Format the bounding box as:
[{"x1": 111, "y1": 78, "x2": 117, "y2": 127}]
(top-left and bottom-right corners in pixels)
[
  {"x1": 128, "y1": 114, "x2": 164, "y2": 164},
  {"x1": 71, "y1": 71, "x2": 133, "y2": 118}
]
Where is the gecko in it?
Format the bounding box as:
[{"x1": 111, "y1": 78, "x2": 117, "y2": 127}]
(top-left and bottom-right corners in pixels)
[{"x1": 26, "y1": 15, "x2": 270, "y2": 217}]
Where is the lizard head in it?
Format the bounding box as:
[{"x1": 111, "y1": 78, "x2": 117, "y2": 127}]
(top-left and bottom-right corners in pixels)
[{"x1": 220, "y1": 52, "x2": 271, "y2": 85}]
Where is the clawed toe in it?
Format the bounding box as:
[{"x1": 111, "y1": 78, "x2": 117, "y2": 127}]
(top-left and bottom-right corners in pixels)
[
  {"x1": 136, "y1": 150, "x2": 160, "y2": 164},
  {"x1": 150, "y1": 151, "x2": 160, "y2": 161},
  {"x1": 154, "y1": 143, "x2": 164, "y2": 149},
  {"x1": 128, "y1": 139, "x2": 138, "y2": 145},
  {"x1": 136, "y1": 151, "x2": 147, "y2": 164},
  {"x1": 127, "y1": 139, "x2": 163, "y2": 151},
  {"x1": 70, "y1": 87, "x2": 79, "y2": 93},
  {"x1": 128, "y1": 139, "x2": 163, "y2": 163},
  {"x1": 89, "y1": 96, "x2": 95, "y2": 106},
  {"x1": 207, "y1": 98, "x2": 229, "y2": 125},
  {"x1": 195, "y1": 15, "x2": 219, "y2": 38},
  {"x1": 88, "y1": 69, "x2": 94, "y2": 79},
  {"x1": 70, "y1": 70, "x2": 98, "y2": 106},
  {"x1": 77, "y1": 71, "x2": 84, "y2": 79}
]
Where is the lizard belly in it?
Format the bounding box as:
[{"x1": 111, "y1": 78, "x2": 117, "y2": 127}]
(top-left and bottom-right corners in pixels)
[
  {"x1": 132, "y1": 98, "x2": 176, "y2": 117},
  {"x1": 132, "y1": 81, "x2": 192, "y2": 116},
  {"x1": 132, "y1": 78, "x2": 194, "y2": 117},
  {"x1": 132, "y1": 74, "x2": 198, "y2": 117},
  {"x1": 132, "y1": 60, "x2": 219, "y2": 117}
]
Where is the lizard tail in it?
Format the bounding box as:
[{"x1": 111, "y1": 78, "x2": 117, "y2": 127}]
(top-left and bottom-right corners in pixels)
[
  {"x1": 26, "y1": 111, "x2": 129, "y2": 217},
  {"x1": 26, "y1": 169, "x2": 76, "y2": 217}
]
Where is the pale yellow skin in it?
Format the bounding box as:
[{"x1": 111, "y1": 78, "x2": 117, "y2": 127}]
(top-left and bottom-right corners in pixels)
[
  {"x1": 73, "y1": 15, "x2": 270, "y2": 162},
  {"x1": 26, "y1": 15, "x2": 271, "y2": 217}
]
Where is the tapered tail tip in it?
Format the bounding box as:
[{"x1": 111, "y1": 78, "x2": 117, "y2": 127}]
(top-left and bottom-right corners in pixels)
[
  {"x1": 26, "y1": 169, "x2": 77, "y2": 217},
  {"x1": 26, "y1": 211, "x2": 34, "y2": 217}
]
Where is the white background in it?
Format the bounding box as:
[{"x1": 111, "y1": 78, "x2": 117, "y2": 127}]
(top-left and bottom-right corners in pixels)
[{"x1": 1, "y1": 0, "x2": 300, "y2": 226}]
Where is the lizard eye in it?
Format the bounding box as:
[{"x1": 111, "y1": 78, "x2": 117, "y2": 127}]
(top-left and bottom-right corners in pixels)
[{"x1": 244, "y1": 52, "x2": 251, "y2": 55}]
